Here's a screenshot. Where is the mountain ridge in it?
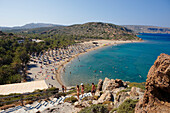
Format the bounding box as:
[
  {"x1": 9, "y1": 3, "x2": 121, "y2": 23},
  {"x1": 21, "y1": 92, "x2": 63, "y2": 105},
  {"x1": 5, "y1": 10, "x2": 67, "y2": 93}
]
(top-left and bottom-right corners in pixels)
[
  {"x1": 1, "y1": 22, "x2": 170, "y2": 34},
  {"x1": 123, "y1": 25, "x2": 170, "y2": 34},
  {"x1": 0, "y1": 23, "x2": 63, "y2": 30},
  {"x1": 39, "y1": 22, "x2": 139, "y2": 40}
]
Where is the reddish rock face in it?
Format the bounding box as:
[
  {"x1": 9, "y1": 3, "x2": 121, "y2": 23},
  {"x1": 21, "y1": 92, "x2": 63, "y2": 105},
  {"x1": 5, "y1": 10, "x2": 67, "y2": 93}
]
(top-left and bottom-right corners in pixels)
[{"x1": 135, "y1": 53, "x2": 170, "y2": 113}]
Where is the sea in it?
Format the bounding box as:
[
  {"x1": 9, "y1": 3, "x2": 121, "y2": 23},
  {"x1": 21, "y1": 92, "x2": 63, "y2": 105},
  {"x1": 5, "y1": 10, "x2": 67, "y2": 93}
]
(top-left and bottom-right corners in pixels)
[{"x1": 61, "y1": 33, "x2": 170, "y2": 86}]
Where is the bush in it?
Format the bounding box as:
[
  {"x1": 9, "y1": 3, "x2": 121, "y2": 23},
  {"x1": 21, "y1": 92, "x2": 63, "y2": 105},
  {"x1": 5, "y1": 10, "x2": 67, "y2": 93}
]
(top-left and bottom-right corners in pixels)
[
  {"x1": 65, "y1": 88, "x2": 76, "y2": 95},
  {"x1": 64, "y1": 96, "x2": 78, "y2": 103},
  {"x1": 84, "y1": 84, "x2": 92, "y2": 93},
  {"x1": 81, "y1": 96, "x2": 89, "y2": 102},
  {"x1": 58, "y1": 92, "x2": 66, "y2": 97},
  {"x1": 79, "y1": 104, "x2": 109, "y2": 113},
  {"x1": 103, "y1": 101, "x2": 112, "y2": 105},
  {"x1": 128, "y1": 82, "x2": 145, "y2": 90},
  {"x1": 88, "y1": 101, "x2": 92, "y2": 105},
  {"x1": 93, "y1": 95, "x2": 99, "y2": 100},
  {"x1": 116, "y1": 89, "x2": 130, "y2": 96},
  {"x1": 110, "y1": 108, "x2": 118, "y2": 113},
  {"x1": 117, "y1": 99, "x2": 138, "y2": 113}
]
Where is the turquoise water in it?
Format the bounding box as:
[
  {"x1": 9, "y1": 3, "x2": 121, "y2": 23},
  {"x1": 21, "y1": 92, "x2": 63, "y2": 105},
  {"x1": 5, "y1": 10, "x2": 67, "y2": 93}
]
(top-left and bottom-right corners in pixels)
[{"x1": 62, "y1": 34, "x2": 170, "y2": 86}]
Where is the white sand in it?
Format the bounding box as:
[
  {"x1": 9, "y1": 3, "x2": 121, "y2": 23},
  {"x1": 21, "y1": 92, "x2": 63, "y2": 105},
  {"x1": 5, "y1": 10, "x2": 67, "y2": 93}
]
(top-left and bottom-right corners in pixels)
[{"x1": 0, "y1": 80, "x2": 48, "y2": 95}]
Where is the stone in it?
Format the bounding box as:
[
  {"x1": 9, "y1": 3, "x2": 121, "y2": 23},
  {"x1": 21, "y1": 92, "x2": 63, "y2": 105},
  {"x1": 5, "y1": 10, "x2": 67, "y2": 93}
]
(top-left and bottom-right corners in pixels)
[
  {"x1": 74, "y1": 101, "x2": 84, "y2": 108},
  {"x1": 74, "y1": 102, "x2": 79, "y2": 107},
  {"x1": 98, "y1": 91, "x2": 114, "y2": 103},
  {"x1": 114, "y1": 92, "x2": 130, "y2": 108},
  {"x1": 95, "y1": 91, "x2": 101, "y2": 97},
  {"x1": 102, "y1": 77, "x2": 110, "y2": 92},
  {"x1": 135, "y1": 53, "x2": 170, "y2": 113},
  {"x1": 97, "y1": 79, "x2": 103, "y2": 91},
  {"x1": 81, "y1": 101, "x2": 91, "y2": 107},
  {"x1": 115, "y1": 79, "x2": 124, "y2": 88},
  {"x1": 130, "y1": 87, "x2": 144, "y2": 100},
  {"x1": 102, "y1": 78, "x2": 127, "y2": 92}
]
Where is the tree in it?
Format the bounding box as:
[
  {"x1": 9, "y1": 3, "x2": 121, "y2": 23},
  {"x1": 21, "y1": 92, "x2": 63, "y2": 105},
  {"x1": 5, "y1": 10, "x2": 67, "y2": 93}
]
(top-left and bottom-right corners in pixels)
[{"x1": 14, "y1": 47, "x2": 30, "y2": 81}]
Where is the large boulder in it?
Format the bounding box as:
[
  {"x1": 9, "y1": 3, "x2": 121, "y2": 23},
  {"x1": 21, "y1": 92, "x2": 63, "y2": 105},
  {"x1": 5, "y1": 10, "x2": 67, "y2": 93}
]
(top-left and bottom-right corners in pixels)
[
  {"x1": 102, "y1": 77, "x2": 111, "y2": 92},
  {"x1": 135, "y1": 53, "x2": 170, "y2": 113},
  {"x1": 96, "y1": 79, "x2": 103, "y2": 91},
  {"x1": 130, "y1": 87, "x2": 144, "y2": 100},
  {"x1": 98, "y1": 91, "x2": 114, "y2": 103},
  {"x1": 114, "y1": 92, "x2": 130, "y2": 108},
  {"x1": 102, "y1": 78, "x2": 127, "y2": 92},
  {"x1": 95, "y1": 79, "x2": 103, "y2": 97}
]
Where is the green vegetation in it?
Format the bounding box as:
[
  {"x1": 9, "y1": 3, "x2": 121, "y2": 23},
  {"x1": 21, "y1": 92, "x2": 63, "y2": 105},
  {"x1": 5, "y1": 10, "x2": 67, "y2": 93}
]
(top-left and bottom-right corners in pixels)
[
  {"x1": 0, "y1": 31, "x2": 75, "y2": 84},
  {"x1": 64, "y1": 96, "x2": 78, "y2": 103},
  {"x1": 0, "y1": 22, "x2": 139, "y2": 85},
  {"x1": 128, "y1": 82, "x2": 145, "y2": 90},
  {"x1": 116, "y1": 89, "x2": 131, "y2": 96},
  {"x1": 0, "y1": 87, "x2": 58, "y2": 107},
  {"x1": 113, "y1": 99, "x2": 138, "y2": 113},
  {"x1": 103, "y1": 101, "x2": 113, "y2": 105},
  {"x1": 0, "y1": 33, "x2": 30, "y2": 84},
  {"x1": 35, "y1": 22, "x2": 139, "y2": 41},
  {"x1": 79, "y1": 104, "x2": 109, "y2": 113}
]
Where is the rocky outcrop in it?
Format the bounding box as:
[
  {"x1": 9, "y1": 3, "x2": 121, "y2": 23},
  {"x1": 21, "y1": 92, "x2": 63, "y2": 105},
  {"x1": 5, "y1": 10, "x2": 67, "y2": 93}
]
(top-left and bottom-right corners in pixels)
[
  {"x1": 96, "y1": 79, "x2": 103, "y2": 91},
  {"x1": 98, "y1": 91, "x2": 114, "y2": 103},
  {"x1": 114, "y1": 92, "x2": 130, "y2": 108},
  {"x1": 102, "y1": 78, "x2": 127, "y2": 92},
  {"x1": 95, "y1": 77, "x2": 130, "y2": 107},
  {"x1": 130, "y1": 87, "x2": 144, "y2": 100},
  {"x1": 135, "y1": 53, "x2": 170, "y2": 113}
]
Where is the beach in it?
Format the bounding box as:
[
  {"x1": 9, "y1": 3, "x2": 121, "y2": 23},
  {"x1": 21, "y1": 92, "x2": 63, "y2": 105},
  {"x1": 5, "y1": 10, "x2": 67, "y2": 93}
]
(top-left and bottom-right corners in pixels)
[{"x1": 57, "y1": 39, "x2": 142, "y2": 86}]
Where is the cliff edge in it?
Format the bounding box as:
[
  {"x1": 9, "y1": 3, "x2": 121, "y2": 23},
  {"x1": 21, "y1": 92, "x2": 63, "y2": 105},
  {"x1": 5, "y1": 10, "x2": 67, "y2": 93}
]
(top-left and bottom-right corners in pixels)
[{"x1": 135, "y1": 53, "x2": 170, "y2": 113}]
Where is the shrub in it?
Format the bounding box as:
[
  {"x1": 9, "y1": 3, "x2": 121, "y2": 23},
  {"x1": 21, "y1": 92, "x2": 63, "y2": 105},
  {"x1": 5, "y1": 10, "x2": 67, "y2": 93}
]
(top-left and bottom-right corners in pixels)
[
  {"x1": 116, "y1": 89, "x2": 130, "y2": 96},
  {"x1": 117, "y1": 99, "x2": 138, "y2": 113},
  {"x1": 88, "y1": 100, "x2": 92, "y2": 104},
  {"x1": 58, "y1": 92, "x2": 66, "y2": 97},
  {"x1": 46, "y1": 87, "x2": 59, "y2": 92},
  {"x1": 93, "y1": 95, "x2": 99, "y2": 100},
  {"x1": 81, "y1": 96, "x2": 89, "y2": 101},
  {"x1": 64, "y1": 96, "x2": 78, "y2": 103},
  {"x1": 103, "y1": 101, "x2": 112, "y2": 105},
  {"x1": 84, "y1": 84, "x2": 92, "y2": 93},
  {"x1": 128, "y1": 82, "x2": 145, "y2": 90},
  {"x1": 65, "y1": 89, "x2": 76, "y2": 95},
  {"x1": 79, "y1": 104, "x2": 109, "y2": 113},
  {"x1": 110, "y1": 108, "x2": 118, "y2": 113}
]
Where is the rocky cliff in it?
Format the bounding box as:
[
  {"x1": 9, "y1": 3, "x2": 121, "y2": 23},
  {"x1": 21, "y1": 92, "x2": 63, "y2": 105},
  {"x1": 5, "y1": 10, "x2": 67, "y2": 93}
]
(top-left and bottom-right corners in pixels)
[{"x1": 135, "y1": 53, "x2": 170, "y2": 113}]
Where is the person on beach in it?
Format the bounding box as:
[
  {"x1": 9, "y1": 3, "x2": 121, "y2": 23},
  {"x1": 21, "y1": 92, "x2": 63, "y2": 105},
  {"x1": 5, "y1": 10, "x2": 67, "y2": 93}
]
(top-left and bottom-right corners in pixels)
[
  {"x1": 76, "y1": 85, "x2": 80, "y2": 100},
  {"x1": 91, "y1": 83, "x2": 96, "y2": 96},
  {"x1": 81, "y1": 83, "x2": 84, "y2": 97},
  {"x1": 62, "y1": 85, "x2": 65, "y2": 93}
]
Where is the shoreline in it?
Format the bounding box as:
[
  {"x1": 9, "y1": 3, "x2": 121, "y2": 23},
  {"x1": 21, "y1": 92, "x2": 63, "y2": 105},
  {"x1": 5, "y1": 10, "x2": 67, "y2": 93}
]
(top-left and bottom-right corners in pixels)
[{"x1": 56, "y1": 39, "x2": 143, "y2": 86}]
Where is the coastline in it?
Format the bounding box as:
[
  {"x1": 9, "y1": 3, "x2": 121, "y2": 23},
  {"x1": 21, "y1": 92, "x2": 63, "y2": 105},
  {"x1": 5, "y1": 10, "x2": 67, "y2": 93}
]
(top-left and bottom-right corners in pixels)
[{"x1": 56, "y1": 39, "x2": 143, "y2": 86}]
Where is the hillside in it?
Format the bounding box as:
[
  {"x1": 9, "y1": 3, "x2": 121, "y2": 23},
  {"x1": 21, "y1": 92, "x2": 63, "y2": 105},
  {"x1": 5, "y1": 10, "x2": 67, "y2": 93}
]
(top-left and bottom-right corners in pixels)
[
  {"x1": 0, "y1": 23, "x2": 61, "y2": 31},
  {"x1": 123, "y1": 25, "x2": 170, "y2": 34},
  {"x1": 41, "y1": 22, "x2": 139, "y2": 40}
]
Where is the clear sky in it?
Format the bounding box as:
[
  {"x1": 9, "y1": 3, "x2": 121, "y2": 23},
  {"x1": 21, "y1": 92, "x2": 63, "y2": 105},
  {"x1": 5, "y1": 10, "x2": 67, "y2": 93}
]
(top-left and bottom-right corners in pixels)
[{"x1": 0, "y1": 0, "x2": 170, "y2": 27}]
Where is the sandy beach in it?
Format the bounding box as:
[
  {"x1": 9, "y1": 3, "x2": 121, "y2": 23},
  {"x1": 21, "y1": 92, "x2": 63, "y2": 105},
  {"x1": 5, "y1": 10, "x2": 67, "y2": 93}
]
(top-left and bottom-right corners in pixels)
[
  {"x1": 56, "y1": 39, "x2": 142, "y2": 86},
  {"x1": 0, "y1": 39, "x2": 142, "y2": 95}
]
